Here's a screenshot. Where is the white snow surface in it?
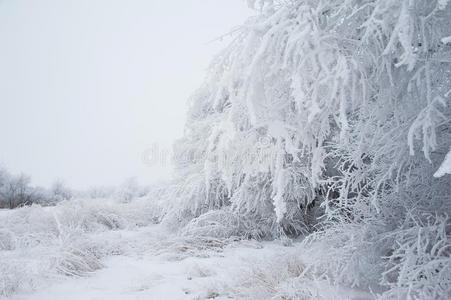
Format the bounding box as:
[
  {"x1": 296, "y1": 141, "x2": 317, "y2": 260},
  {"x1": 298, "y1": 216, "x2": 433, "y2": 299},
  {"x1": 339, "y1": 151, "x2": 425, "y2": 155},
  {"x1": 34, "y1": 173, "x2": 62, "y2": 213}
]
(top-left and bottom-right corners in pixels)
[
  {"x1": 0, "y1": 200, "x2": 370, "y2": 300},
  {"x1": 434, "y1": 147, "x2": 451, "y2": 177},
  {"x1": 441, "y1": 35, "x2": 451, "y2": 44}
]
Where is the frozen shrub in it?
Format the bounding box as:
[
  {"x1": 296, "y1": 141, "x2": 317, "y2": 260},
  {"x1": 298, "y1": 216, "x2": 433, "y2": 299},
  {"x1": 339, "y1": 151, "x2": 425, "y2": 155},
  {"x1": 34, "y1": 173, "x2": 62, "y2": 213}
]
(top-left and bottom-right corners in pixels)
[
  {"x1": 380, "y1": 214, "x2": 451, "y2": 299},
  {"x1": 302, "y1": 223, "x2": 387, "y2": 290},
  {"x1": 181, "y1": 209, "x2": 244, "y2": 238},
  {"x1": 227, "y1": 246, "x2": 310, "y2": 299},
  {"x1": 56, "y1": 241, "x2": 105, "y2": 277}
]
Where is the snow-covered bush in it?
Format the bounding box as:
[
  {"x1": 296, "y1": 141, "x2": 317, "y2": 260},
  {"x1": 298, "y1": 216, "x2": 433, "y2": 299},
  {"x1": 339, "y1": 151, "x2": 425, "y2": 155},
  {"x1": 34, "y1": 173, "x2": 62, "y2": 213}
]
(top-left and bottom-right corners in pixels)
[
  {"x1": 302, "y1": 222, "x2": 387, "y2": 290},
  {"x1": 380, "y1": 213, "x2": 451, "y2": 299},
  {"x1": 230, "y1": 250, "x2": 306, "y2": 299},
  {"x1": 180, "y1": 208, "x2": 277, "y2": 239}
]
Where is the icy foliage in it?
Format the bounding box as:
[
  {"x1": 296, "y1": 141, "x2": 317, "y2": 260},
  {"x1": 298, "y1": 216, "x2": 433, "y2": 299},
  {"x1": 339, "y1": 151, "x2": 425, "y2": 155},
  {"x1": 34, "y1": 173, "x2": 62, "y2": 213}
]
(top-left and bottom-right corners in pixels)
[
  {"x1": 223, "y1": 243, "x2": 373, "y2": 299},
  {"x1": 380, "y1": 213, "x2": 450, "y2": 299},
  {"x1": 165, "y1": 0, "x2": 451, "y2": 298}
]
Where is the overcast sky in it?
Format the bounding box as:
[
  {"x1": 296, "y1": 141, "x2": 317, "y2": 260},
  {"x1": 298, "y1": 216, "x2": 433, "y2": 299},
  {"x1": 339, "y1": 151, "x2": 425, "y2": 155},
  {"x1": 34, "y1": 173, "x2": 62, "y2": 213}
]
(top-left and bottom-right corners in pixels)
[{"x1": 0, "y1": 0, "x2": 252, "y2": 189}]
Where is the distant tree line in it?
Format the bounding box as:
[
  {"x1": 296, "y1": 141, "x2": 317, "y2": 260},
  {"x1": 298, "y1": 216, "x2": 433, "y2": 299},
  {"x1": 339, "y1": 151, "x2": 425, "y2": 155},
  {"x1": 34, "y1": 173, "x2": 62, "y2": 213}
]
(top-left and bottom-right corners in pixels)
[
  {"x1": 0, "y1": 168, "x2": 73, "y2": 209},
  {"x1": 0, "y1": 167, "x2": 150, "y2": 209}
]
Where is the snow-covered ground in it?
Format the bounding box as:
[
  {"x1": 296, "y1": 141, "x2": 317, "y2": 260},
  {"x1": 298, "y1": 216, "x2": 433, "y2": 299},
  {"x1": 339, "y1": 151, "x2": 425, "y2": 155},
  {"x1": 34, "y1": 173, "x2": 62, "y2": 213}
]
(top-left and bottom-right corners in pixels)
[
  {"x1": 0, "y1": 201, "x2": 371, "y2": 300},
  {"x1": 3, "y1": 226, "x2": 282, "y2": 300},
  {"x1": 4, "y1": 228, "x2": 371, "y2": 300}
]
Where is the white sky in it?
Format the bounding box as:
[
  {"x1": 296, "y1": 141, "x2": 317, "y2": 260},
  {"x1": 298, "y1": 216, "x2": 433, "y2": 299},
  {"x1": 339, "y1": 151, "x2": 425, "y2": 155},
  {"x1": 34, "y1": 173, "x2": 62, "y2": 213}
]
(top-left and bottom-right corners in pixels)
[{"x1": 0, "y1": 0, "x2": 252, "y2": 189}]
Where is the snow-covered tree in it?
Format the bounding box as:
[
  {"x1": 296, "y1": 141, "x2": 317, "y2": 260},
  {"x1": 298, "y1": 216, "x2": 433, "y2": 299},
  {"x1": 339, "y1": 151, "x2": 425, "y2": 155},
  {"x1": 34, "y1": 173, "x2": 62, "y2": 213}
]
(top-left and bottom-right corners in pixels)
[
  {"x1": 48, "y1": 180, "x2": 73, "y2": 203},
  {"x1": 163, "y1": 0, "x2": 451, "y2": 298},
  {"x1": 0, "y1": 173, "x2": 33, "y2": 208},
  {"x1": 115, "y1": 177, "x2": 149, "y2": 203},
  {"x1": 0, "y1": 169, "x2": 72, "y2": 208}
]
